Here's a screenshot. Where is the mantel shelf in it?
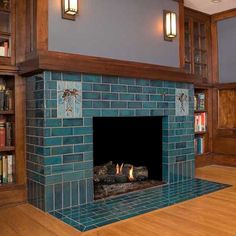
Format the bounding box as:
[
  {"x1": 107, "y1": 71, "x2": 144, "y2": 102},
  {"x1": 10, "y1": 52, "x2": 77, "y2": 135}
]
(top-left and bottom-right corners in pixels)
[{"x1": 19, "y1": 52, "x2": 197, "y2": 83}]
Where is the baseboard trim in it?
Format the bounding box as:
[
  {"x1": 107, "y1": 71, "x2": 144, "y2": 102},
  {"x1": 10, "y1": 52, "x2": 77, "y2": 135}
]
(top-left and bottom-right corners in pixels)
[{"x1": 212, "y1": 154, "x2": 236, "y2": 167}]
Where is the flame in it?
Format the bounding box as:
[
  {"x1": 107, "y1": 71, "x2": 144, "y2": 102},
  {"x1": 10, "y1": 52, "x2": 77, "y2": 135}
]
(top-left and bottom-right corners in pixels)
[
  {"x1": 116, "y1": 163, "x2": 124, "y2": 175},
  {"x1": 128, "y1": 165, "x2": 134, "y2": 181},
  {"x1": 116, "y1": 164, "x2": 119, "y2": 175}
]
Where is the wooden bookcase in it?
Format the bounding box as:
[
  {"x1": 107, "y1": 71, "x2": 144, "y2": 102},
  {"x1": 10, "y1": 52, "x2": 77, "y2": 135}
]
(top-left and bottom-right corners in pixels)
[
  {"x1": 184, "y1": 8, "x2": 213, "y2": 167},
  {"x1": 0, "y1": 0, "x2": 15, "y2": 66},
  {"x1": 194, "y1": 87, "x2": 213, "y2": 167},
  {"x1": 0, "y1": 74, "x2": 26, "y2": 207},
  {"x1": 184, "y1": 8, "x2": 211, "y2": 83},
  {"x1": 0, "y1": 0, "x2": 26, "y2": 207},
  {"x1": 0, "y1": 76, "x2": 15, "y2": 185}
]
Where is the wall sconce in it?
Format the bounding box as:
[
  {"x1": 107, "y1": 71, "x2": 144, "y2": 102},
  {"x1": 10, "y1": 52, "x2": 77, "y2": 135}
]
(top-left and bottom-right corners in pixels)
[
  {"x1": 62, "y1": 0, "x2": 78, "y2": 21},
  {"x1": 163, "y1": 10, "x2": 177, "y2": 41}
]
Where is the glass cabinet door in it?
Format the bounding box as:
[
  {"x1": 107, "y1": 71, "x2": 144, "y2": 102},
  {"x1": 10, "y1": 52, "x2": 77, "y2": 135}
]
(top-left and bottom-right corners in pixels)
[
  {"x1": 0, "y1": 0, "x2": 11, "y2": 58},
  {"x1": 184, "y1": 18, "x2": 192, "y2": 73},
  {"x1": 184, "y1": 11, "x2": 209, "y2": 80}
]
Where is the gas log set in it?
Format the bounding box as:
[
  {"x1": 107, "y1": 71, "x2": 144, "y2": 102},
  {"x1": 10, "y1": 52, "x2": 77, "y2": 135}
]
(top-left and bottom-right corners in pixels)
[{"x1": 94, "y1": 161, "x2": 163, "y2": 199}]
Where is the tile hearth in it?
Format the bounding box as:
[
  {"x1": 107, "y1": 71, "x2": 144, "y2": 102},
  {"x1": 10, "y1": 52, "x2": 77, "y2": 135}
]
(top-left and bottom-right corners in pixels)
[{"x1": 51, "y1": 179, "x2": 230, "y2": 232}]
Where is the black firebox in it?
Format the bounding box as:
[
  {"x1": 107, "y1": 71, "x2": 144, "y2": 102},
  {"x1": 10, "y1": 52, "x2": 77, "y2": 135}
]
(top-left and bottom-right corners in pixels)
[{"x1": 93, "y1": 116, "x2": 163, "y2": 181}]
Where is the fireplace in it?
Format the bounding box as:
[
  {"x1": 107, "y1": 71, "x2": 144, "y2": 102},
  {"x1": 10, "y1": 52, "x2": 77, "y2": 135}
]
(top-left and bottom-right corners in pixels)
[
  {"x1": 26, "y1": 71, "x2": 195, "y2": 211},
  {"x1": 93, "y1": 116, "x2": 163, "y2": 199}
]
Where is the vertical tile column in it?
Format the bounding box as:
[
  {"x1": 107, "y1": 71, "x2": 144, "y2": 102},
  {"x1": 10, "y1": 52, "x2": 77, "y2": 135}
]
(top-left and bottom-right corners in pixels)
[{"x1": 26, "y1": 72, "x2": 94, "y2": 212}]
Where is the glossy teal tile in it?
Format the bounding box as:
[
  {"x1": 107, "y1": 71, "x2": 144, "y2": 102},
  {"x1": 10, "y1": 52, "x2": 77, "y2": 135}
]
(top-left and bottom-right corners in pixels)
[{"x1": 51, "y1": 179, "x2": 229, "y2": 232}]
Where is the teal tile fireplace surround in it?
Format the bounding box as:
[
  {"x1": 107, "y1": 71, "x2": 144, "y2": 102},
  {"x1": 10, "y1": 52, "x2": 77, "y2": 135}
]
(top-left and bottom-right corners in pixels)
[
  {"x1": 50, "y1": 179, "x2": 230, "y2": 232},
  {"x1": 26, "y1": 71, "x2": 195, "y2": 212}
]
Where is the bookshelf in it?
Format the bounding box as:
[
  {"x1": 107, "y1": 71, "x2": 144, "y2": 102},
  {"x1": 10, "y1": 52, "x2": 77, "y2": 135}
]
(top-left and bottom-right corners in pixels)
[
  {"x1": 0, "y1": 0, "x2": 15, "y2": 66},
  {"x1": 194, "y1": 86, "x2": 213, "y2": 167},
  {"x1": 0, "y1": 74, "x2": 26, "y2": 207},
  {"x1": 0, "y1": 0, "x2": 26, "y2": 207},
  {"x1": 194, "y1": 89, "x2": 208, "y2": 156},
  {"x1": 184, "y1": 8, "x2": 213, "y2": 167},
  {"x1": 0, "y1": 0, "x2": 11, "y2": 58},
  {"x1": 0, "y1": 75, "x2": 15, "y2": 187},
  {"x1": 184, "y1": 8, "x2": 211, "y2": 84}
]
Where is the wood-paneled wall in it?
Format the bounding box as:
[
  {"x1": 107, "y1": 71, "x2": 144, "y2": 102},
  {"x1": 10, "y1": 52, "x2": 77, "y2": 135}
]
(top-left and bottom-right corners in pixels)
[{"x1": 218, "y1": 89, "x2": 236, "y2": 129}]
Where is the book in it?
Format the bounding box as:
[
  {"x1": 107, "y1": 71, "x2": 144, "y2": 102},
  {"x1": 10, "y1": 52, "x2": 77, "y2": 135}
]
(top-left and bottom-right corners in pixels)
[
  {"x1": 2, "y1": 156, "x2": 8, "y2": 183},
  {"x1": 0, "y1": 156, "x2": 2, "y2": 184},
  {"x1": 194, "y1": 95, "x2": 197, "y2": 110},
  {"x1": 6, "y1": 122, "x2": 13, "y2": 146},
  {"x1": 4, "y1": 89, "x2": 13, "y2": 111},
  {"x1": 0, "y1": 78, "x2": 6, "y2": 111},
  {"x1": 7, "y1": 155, "x2": 13, "y2": 183},
  {"x1": 0, "y1": 47, "x2": 4, "y2": 57},
  {"x1": 194, "y1": 112, "x2": 207, "y2": 132},
  {"x1": 194, "y1": 136, "x2": 205, "y2": 155},
  {"x1": 201, "y1": 113, "x2": 206, "y2": 131},
  {"x1": 4, "y1": 42, "x2": 8, "y2": 57},
  {"x1": 0, "y1": 43, "x2": 9, "y2": 57},
  {"x1": 0, "y1": 120, "x2": 6, "y2": 147},
  {"x1": 198, "y1": 93, "x2": 205, "y2": 110},
  {"x1": 0, "y1": 91, "x2": 4, "y2": 111}
]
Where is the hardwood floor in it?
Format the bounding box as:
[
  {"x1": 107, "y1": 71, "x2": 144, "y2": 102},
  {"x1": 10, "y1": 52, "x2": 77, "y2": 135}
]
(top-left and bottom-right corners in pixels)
[{"x1": 0, "y1": 165, "x2": 236, "y2": 236}]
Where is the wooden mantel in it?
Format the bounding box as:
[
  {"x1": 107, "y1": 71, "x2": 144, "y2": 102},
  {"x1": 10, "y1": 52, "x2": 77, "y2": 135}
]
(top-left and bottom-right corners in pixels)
[{"x1": 19, "y1": 51, "x2": 196, "y2": 83}]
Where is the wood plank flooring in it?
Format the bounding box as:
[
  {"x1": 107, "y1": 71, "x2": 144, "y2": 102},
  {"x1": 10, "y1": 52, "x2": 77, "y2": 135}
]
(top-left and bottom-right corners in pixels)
[{"x1": 0, "y1": 165, "x2": 236, "y2": 236}]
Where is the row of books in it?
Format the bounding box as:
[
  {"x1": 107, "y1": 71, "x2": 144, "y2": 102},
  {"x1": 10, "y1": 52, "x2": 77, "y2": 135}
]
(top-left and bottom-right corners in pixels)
[
  {"x1": 0, "y1": 120, "x2": 14, "y2": 147},
  {"x1": 194, "y1": 112, "x2": 206, "y2": 132},
  {"x1": 0, "y1": 120, "x2": 14, "y2": 148},
  {"x1": 0, "y1": 79, "x2": 13, "y2": 111},
  {"x1": 194, "y1": 137, "x2": 205, "y2": 155},
  {"x1": 0, "y1": 155, "x2": 14, "y2": 184},
  {"x1": 194, "y1": 93, "x2": 205, "y2": 111},
  {"x1": 0, "y1": 42, "x2": 9, "y2": 57}
]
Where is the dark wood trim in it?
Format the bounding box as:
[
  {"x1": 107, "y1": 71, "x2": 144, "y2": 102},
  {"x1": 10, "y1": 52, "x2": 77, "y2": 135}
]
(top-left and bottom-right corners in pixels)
[
  {"x1": 36, "y1": 0, "x2": 48, "y2": 52},
  {"x1": 179, "y1": 0, "x2": 185, "y2": 69},
  {"x1": 211, "y1": 8, "x2": 236, "y2": 23},
  {"x1": 212, "y1": 154, "x2": 236, "y2": 167},
  {"x1": 212, "y1": 87, "x2": 219, "y2": 134},
  {"x1": 214, "y1": 83, "x2": 236, "y2": 89},
  {"x1": 0, "y1": 147, "x2": 15, "y2": 152},
  {"x1": 15, "y1": 0, "x2": 27, "y2": 63},
  {"x1": 15, "y1": 76, "x2": 26, "y2": 185},
  {"x1": 0, "y1": 65, "x2": 18, "y2": 75},
  {"x1": 207, "y1": 88, "x2": 213, "y2": 154},
  {"x1": 184, "y1": 7, "x2": 211, "y2": 20},
  {"x1": 10, "y1": 0, "x2": 16, "y2": 65},
  {"x1": 211, "y1": 21, "x2": 219, "y2": 84},
  {"x1": 195, "y1": 153, "x2": 213, "y2": 168},
  {"x1": 19, "y1": 51, "x2": 196, "y2": 83},
  {"x1": 0, "y1": 185, "x2": 26, "y2": 207},
  {"x1": 18, "y1": 56, "x2": 40, "y2": 76},
  {"x1": 216, "y1": 128, "x2": 236, "y2": 138},
  {"x1": 194, "y1": 83, "x2": 213, "y2": 89}
]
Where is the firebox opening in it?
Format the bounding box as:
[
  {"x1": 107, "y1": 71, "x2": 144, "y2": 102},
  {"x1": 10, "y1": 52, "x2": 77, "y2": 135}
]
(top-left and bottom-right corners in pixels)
[{"x1": 93, "y1": 116, "x2": 163, "y2": 199}]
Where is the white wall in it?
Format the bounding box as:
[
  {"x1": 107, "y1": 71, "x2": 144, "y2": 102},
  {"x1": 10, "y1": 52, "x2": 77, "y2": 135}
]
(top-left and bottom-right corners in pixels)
[{"x1": 48, "y1": 0, "x2": 179, "y2": 67}]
